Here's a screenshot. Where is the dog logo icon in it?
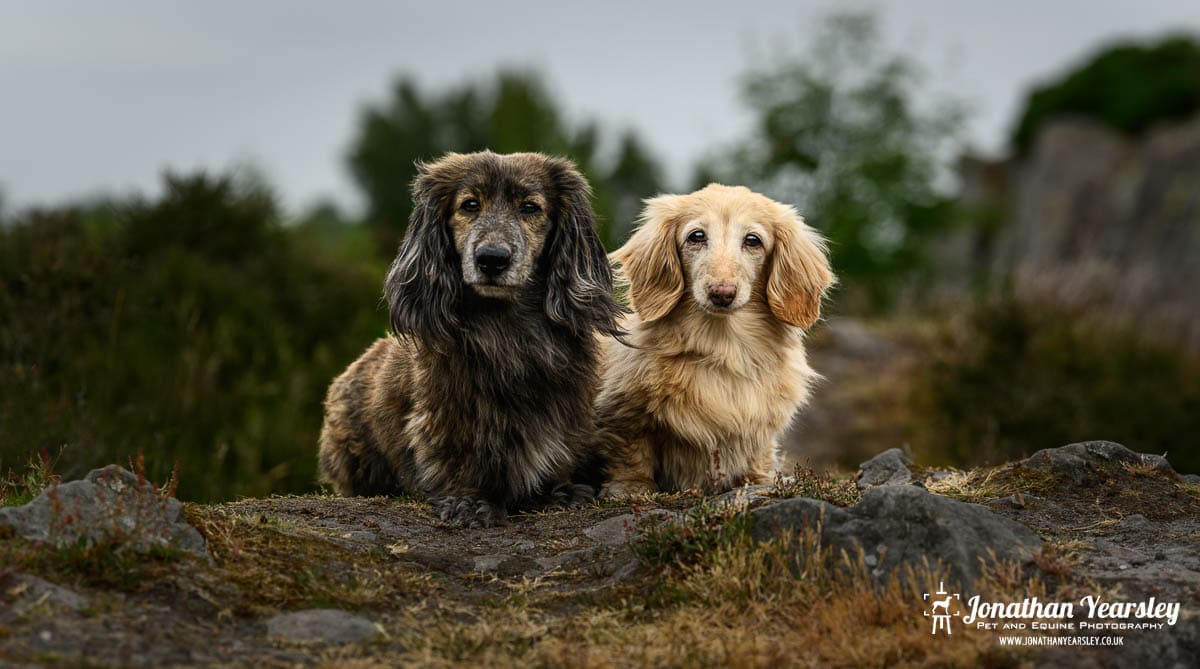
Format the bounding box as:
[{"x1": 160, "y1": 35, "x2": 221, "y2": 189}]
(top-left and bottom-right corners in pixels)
[{"x1": 923, "y1": 582, "x2": 962, "y2": 635}]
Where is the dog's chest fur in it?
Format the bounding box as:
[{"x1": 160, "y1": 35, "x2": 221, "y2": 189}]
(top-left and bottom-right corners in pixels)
[
  {"x1": 604, "y1": 306, "x2": 816, "y2": 489},
  {"x1": 405, "y1": 298, "x2": 597, "y2": 503}
]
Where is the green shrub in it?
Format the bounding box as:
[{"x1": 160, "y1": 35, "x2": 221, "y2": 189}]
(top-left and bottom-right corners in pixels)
[
  {"x1": 632, "y1": 499, "x2": 751, "y2": 570},
  {"x1": 0, "y1": 173, "x2": 385, "y2": 501},
  {"x1": 915, "y1": 298, "x2": 1200, "y2": 474}
]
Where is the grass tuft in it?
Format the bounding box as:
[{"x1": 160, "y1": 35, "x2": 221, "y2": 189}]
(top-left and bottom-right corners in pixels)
[
  {"x1": 0, "y1": 450, "x2": 61, "y2": 507},
  {"x1": 771, "y1": 461, "x2": 862, "y2": 506},
  {"x1": 924, "y1": 464, "x2": 1061, "y2": 503},
  {"x1": 631, "y1": 498, "x2": 751, "y2": 570},
  {"x1": 0, "y1": 452, "x2": 188, "y2": 591}
]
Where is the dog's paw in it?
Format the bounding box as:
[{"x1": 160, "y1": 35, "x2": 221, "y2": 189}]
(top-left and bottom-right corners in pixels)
[
  {"x1": 430, "y1": 496, "x2": 508, "y2": 528},
  {"x1": 548, "y1": 482, "x2": 596, "y2": 508},
  {"x1": 599, "y1": 480, "x2": 656, "y2": 499}
]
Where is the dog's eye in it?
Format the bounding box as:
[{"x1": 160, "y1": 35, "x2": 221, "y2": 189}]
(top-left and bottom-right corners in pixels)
[
  {"x1": 519, "y1": 202, "x2": 542, "y2": 215},
  {"x1": 686, "y1": 230, "x2": 706, "y2": 244},
  {"x1": 743, "y1": 234, "x2": 762, "y2": 248},
  {"x1": 460, "y1": 199, "x2": 481, "y2": 213}
]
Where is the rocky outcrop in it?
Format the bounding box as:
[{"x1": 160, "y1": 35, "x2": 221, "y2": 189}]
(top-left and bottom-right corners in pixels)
[
  {"x1": 0, "y1": 444, "x2": 1197, "y2": 667},
  {"x1": 751, "y1": 485, "x2": 1042, "y2": 588},
  {"x1": 0, "y1": 465, "x2": 207, "y2": 558},
  {"x1": 957, "y1": 114, "x2": 1200, "y2": 350},
  {"x1": 1020, "y1": 439, "x2": 1179, "y2": 484}
]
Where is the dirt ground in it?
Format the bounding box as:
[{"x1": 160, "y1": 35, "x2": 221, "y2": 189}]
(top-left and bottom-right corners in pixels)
[{"x1": 1, "y1": 454, "x2": 1198, "y2": 668}]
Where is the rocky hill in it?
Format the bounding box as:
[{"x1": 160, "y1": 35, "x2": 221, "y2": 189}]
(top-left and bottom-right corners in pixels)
[
  {"x1": 954, "y1": 114, "x2": 1200, "y2": 351},
  {"x1": 2, "y1": 442, "x2": 1198, "y2": 667}
]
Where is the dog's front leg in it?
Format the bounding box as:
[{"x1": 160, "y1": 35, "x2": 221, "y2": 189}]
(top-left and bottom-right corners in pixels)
[
  {"x1": 430, "y1": 493, "x2": 508, "y2": 528},
  {"x1": 746, "y1": 440, "x2": 780, "y2": 485},
  {"x1": 600, "y1": 436, "x2": 658, "y2": 498}
]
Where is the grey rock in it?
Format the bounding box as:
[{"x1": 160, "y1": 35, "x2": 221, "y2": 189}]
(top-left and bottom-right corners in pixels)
[
  {"x1": 472, "y1": 554, "x2": 508, "y2": 573},
  {"x1": 751, "y1": 485, "x2": 1043, "y2": 588},
  {"x1": 1091, "y1": 539, "x2": 1151, "y2": 569},
  {"x1": 856, "y1": 448, "x2": 914, "y2": 490},
  {"x1": 1183, "y1": 474, "x2": 1200, "y2": 485},
  {"x1": 536, "y1": 547, "x2": 599, "y2": 571},
  {"x1": 609, "y1": 556, "x2": 644, "y2": 584},
  {"x1": 264, "y1": 609, "x2": 378, "y2": 644},
  {"x1": 1119, "y1": 513, "x2": 1151, "y2": 531},
  {"x1": 713, "y1": 484, "x2": 775, "y2": 506},
  {"x1": 472, "y1": 553, "x2": 533, "y2": 576},
  {"x1": 585, "y1": 514, "x2": 638, "y2": 546},
  {"x1": 1, "y1": 573, "x2": 89, "y2": 618},
  {"x1": 585, "y1": 509, "x2": 675, "y2": 546},
  {"x1": 1020, "y1": 441, "x2": 1177, "y2": 485},
  {"x1": 0, "y1": 465, "x2": 207, "y2": 558}
]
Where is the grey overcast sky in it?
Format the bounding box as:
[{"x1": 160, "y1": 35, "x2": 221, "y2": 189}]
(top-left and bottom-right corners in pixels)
[{"x1": 2, "y1": 1, "x2": 1198, "y2": 214}]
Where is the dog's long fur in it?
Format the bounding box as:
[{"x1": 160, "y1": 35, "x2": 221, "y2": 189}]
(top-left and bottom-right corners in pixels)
[
  {"x1": 596, "y1": 184, "x2": 834, "y2": 496},
  {"x1": 318, "y1": 151, "x2": 622, "y2": 527}
]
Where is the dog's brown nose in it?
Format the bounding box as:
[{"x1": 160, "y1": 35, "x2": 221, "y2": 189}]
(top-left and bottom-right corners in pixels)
[{"x1": 708, "y1": 283, "x2": 737, "y2": 307}]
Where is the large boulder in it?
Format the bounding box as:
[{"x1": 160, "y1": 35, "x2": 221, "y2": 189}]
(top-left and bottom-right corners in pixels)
[
  {"x1": 0, "y1": 465, "x2": 207, "y2": 557},
  {"x1": 751, "y1": 485, "x2": 1042, "y2": 589},
  {"x1": 956, "y1": 116, "x2": 1200, "y2": 351}
]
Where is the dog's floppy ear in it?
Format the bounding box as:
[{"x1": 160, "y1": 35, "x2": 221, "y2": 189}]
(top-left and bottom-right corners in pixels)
[
  {"x1": 613, "y1": 195, "x2": 684, "y2": 322},
  {"x1": 766, "y1": 207, "x2": 835, "y2": 328},
  {"x1": 543, "y1": 160, "x2": 624, "y2": 336},
  {"x1": 384, "y1": 157, "x2": 463, "y2": 346}
]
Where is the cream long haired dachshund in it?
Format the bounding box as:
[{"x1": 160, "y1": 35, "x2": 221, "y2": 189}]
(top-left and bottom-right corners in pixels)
[{"x1": 596, "y1": 184, "x2": 834, "y2": 497}]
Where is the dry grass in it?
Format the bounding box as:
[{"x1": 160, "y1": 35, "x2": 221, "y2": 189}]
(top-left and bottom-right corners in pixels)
[
  {"x1": 340, "y1": 527, "x2": 1048, "y2": 668},
  {"x1": 924, "y1": 464, "x2": 1060, "y2": 504},
  {"x1": 0, "y1": 449, "x2": 60, "y2": 507},
  {"x1": 1178, "y1": 481, "x2": 1200, "y2": 502},
  {"x1": 2, "y1": 452, "x2": 1106, "y2": 667},
  {"x1": 181, "y1": 504, "x2": 440, "y2": 616}
]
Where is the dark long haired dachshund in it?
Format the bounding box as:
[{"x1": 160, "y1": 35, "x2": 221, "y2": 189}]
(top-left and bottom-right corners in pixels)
[{"x1": 318, "y1": 151, "x2": 622, "y2": 527}]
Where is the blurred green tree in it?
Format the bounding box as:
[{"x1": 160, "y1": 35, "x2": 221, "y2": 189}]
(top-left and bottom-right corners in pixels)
[
  {"x1": 696, "y1": 12, "x2": 966, "y2": 311},
  {"x1": 0, "y1": 173, "x2": 384, "y2": 501},
  {"x1": 1011, "y1": 36, "x2": 1200, "y2": 153},
  {"x1": 347, "y1": 70, "x2": 665, "y2": 252}
]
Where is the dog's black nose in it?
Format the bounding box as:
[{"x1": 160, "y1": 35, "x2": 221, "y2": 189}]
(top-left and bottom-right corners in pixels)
[
  {"x1": 708, "y1": 283, "x2": 737, "y2": 307},
  {"x1": 475, "y1": 245, "x2": 512, "y2": 277}
]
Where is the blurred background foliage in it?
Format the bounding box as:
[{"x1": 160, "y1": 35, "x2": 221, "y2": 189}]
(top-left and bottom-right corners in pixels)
[
  {"x1": 696, "y1": 14, "x2": 966, "y2": 311},
  {"x1": 347, "y1": 70, "x2": 664, "y2": 252},
  {"x1": 2, "y1": 12, "x2": 1197, "y2": 500},
  {"x1": 916, "y1": 297, "x2": 1200, "y2": 471},
  {"x1": 1, "y1": 175, "x2": 383, "y2": 500},
  {"x1": 1011, "y1": 35, "x2": 1200, "y2": 153}
]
